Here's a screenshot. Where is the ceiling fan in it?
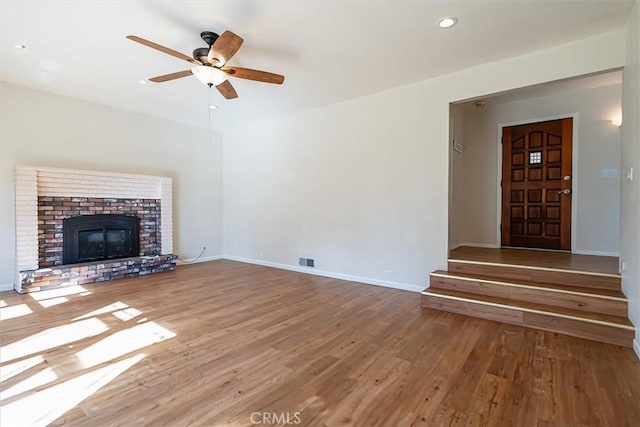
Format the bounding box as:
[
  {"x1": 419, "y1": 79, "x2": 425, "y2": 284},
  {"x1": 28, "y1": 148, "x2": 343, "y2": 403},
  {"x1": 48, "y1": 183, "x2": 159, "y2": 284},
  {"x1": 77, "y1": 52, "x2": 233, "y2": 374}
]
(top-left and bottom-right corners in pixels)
[{"x1": 126, "y1": 31, "x2": 285, "y2": 99}]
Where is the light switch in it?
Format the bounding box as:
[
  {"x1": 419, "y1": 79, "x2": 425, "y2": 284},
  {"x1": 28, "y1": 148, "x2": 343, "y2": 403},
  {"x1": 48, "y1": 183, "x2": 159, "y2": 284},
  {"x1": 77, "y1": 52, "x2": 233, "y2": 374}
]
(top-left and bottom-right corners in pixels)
[{"x1": 628, "y1": 167, "x2": 634, "y2": 182}]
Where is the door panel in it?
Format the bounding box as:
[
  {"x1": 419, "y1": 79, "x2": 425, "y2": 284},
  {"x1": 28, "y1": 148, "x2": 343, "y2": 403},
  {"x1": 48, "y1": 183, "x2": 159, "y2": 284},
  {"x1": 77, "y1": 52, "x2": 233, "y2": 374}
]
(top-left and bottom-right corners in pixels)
[{"x1": 501, "y1": 118, "x2": 572, "y2": 250}]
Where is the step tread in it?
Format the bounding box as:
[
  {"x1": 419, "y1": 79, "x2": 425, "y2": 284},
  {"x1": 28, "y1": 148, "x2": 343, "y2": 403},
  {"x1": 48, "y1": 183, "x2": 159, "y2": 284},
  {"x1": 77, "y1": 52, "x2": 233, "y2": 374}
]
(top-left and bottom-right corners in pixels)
[
  {"x1": 430, "y1": 270, "x2": 626, "y2": 299},
  {"x1": 449, "y1": 246, "x2": 619, "y2": 276},
  {"x1": 448, "y1": 257, "x2": 621, "y2": 278},
  {"x1": 423, "y1": 288, "x2": 634, "y2": 328}
]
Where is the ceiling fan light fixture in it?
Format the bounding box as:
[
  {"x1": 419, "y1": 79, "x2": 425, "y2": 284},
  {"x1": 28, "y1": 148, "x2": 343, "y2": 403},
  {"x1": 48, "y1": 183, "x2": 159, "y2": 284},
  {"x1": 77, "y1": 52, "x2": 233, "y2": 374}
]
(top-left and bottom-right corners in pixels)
[
  {"x1": 191, "y1": 65, "x2": 227, "y2": 86},
  {"x1": 437, "y1": 17, "x2": 457, "y2": 29}
]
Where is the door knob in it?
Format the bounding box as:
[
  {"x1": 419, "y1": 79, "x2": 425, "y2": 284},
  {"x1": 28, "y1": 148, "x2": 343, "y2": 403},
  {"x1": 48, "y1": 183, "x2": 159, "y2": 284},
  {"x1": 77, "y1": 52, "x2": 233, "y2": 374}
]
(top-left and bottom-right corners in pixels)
[{"x1": 558, "y1": 189, "x2": 572, "y2": 195}]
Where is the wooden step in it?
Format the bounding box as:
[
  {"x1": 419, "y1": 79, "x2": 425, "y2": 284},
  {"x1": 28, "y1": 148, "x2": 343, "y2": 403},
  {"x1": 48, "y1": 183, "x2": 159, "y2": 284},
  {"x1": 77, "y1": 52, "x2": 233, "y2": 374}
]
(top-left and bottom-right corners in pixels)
[
  {"x1": 429, "y1": 270, "x2": 628, "y2": 317},
  {"x1": 449, "y1": 246, "x2": 620, "y2": 274},
  {"x1": 448, "y1": 258, "x2": 621, "y2": 291},
  {"x1": 421, "y1": 288, "x2": 634, "y2": 347}
]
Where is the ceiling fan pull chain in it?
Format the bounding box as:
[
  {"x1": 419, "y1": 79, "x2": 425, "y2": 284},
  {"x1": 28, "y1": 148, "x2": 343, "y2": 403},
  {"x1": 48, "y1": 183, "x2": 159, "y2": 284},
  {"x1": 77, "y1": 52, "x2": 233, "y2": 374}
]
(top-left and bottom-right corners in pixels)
[{"x1": 208, "y1": 86, "x2": 212, "y2": 132}]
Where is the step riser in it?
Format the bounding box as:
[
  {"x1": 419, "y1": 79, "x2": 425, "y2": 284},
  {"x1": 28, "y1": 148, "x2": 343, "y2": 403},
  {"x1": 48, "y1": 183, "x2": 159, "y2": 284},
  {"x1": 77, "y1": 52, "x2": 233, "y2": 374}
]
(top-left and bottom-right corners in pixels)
[
  {"x1": 421, "y1": 294, "x2": 633, "y2": 348},
  {"x1": 429, "y1": 276, "x2": 628, "y2": 317},
  {"x1": 448, "y1": 262, "x2": 620, "y2": 291}
]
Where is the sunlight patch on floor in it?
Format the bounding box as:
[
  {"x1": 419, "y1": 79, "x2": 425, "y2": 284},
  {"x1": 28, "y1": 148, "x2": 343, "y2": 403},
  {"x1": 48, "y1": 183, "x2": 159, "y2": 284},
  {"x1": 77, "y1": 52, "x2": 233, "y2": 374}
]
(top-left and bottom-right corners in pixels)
[
  {"x1": 75, "y1": 321, "x2": 175, "y2": 369},
  {"x1": 72, "y1": 301, "x2": 129, "y2": 321},
  {"x1": 37, "y1": 296, "x2": 69, "y2": 308},
  {"x1": 1, "y1": 318, "x2": 109, "y2": 363},
  {"x1": 0, "y1": 300, "x2": 8, "y2": 307},
  {"x1": 0, "y1": 295, "x2": 175, "y2": 423},
  {"x1": 28, "y1": 285, "x2": 90, "y2": 301},
  {"x1": 0, "y1": 353, "x2": 145, "y2": 427},
  {"x1": 1, "y1": 367, "x2": 58, "y2": 400},
  {"x1": 112, "y1": 307, "x2": 142, "y2": 321},
  {"x1": 0, "y1": 356, "x2": 44, "y2": 383},
  {"x1": 0, "y1": 303, "x2": 33, "y2": 321}
]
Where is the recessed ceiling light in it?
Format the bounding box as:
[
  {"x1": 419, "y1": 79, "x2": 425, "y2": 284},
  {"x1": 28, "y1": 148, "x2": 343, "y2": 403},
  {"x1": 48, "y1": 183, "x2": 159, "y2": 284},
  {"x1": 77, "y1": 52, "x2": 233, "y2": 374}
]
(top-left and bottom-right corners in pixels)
[
  {"x1": 14, "y1": 44, "x2": 26, "y2": 49},
  {"x1": 209, "y1": 105, "x2": 218, "y2": 109},
  {"x1": 437, "y1": 17, "x2": 457, "y2": 29},
  {"x1": 138, "y1": 79, "x2": 147, "y2": 85}
]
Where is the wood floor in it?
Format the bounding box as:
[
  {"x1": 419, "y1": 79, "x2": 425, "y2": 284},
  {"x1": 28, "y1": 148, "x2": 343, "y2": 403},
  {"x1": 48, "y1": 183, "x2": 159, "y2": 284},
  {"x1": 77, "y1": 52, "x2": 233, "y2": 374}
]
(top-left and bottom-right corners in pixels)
[{"x1": 1, "y1": 260, "x2": 639, "y2": 426}]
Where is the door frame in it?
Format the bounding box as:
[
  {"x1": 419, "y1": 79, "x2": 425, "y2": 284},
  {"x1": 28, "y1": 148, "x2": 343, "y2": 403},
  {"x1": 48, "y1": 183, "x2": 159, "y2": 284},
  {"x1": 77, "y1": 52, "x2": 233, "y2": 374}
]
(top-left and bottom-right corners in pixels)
[{"x1": 495, "y1": 113, "x2": 579, "y2": 252}]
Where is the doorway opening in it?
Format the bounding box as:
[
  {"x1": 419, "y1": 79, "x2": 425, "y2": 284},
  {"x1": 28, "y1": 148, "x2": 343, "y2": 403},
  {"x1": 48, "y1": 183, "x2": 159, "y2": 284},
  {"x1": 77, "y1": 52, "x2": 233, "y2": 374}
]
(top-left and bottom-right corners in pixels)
[{"x1": 448, "y1": 70, "x2": 622, "y2": 256}]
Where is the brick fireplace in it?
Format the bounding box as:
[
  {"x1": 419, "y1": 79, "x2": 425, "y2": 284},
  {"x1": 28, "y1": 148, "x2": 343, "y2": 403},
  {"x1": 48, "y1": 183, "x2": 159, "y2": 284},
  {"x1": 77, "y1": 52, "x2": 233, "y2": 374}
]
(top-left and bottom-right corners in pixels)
[{"x1": 15, "y1": 166, "x2": 177, "y2": 293}]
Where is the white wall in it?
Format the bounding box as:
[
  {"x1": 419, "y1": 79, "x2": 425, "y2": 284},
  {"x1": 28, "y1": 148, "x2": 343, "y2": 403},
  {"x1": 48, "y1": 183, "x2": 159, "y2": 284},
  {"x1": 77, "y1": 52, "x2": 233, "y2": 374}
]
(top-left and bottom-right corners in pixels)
[
  {"x1": 223, "y1": 30, "x2": 626, "y2": 291},
  {"x1": 449, "y1": 104, "x2": 465, "y2": 250},
  {"x1": 0, "y1": 83, "x2": 223, "y2": 288},
  {"x1": 621, "y1": 0, "x2": 640, "y2": 355},
  {"x1": 457, "y1": 83, "x2": 622, "y2": 255},
  {"x1": 224, "y1": 83, "x2": 443, "y2": 291}
]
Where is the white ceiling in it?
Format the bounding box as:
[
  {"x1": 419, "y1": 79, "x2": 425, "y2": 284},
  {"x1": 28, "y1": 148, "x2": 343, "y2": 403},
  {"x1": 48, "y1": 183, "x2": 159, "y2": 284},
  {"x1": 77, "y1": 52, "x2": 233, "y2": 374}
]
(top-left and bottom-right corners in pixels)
[{"x1": 0, "y1": 1, "x2": 634, "y2": 129}]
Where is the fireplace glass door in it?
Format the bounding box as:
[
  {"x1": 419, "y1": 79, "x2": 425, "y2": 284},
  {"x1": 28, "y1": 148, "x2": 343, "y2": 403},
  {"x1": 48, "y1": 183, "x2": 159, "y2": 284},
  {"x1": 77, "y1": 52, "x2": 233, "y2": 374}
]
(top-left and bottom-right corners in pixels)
[
  {"x1": 63, "y1": 215, "x2": 139, "y2": 264},
  {"x1": 78, "y1": 229, "x2": 105, "y2": 261}
]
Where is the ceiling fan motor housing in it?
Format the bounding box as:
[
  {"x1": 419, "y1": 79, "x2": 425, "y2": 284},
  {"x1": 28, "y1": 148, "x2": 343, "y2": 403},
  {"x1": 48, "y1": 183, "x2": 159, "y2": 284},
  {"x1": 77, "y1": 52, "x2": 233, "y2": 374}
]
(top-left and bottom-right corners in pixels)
[
  {"x1": 193, "y1": 47, "x2": 210, "y2": 62},
  {"x1": 194, "y1": 31, "x2": 220, "y2": 62},
  {"x1": 200, "y1": 31, "x2": 219, "y2": 46}
]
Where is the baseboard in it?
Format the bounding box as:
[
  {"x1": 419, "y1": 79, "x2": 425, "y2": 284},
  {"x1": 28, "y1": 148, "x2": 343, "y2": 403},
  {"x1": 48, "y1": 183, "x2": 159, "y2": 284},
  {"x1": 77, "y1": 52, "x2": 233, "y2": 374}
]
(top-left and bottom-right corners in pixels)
[
  {"x1": 573, "y1": 249, "x2": 620, "y2": 257},
  {"x1": 0, "y1": 283, "x2": 15, "y2": 292},
  {"x1": 634, "y1": 338, "x2": 640, "y2": 360},
  {"x1": 176, "y1": 255, "x2": 224, "y2": 265},
  {"x1": 224, "y1": 256, "x2": 424, "y2": 293}
]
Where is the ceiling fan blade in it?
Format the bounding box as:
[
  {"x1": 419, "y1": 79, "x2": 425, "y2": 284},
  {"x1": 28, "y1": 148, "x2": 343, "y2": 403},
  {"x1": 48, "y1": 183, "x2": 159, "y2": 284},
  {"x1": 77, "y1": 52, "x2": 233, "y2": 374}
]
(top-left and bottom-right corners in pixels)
[
  {"x1": 207, "y1": 31, "x2": 244, "y2": 66},
  {"x1": 149, "y1": 69, "x2": 193, "y2": 83},
  {"x1": 215, "y1": 80, "x2": 238, "y2": 99},
  {"x1": 127, "y1": 35, "x2": 202, "y2": 65},
  {"x1": 221, "y1": 66, "x2": 285, "y2": 84}
]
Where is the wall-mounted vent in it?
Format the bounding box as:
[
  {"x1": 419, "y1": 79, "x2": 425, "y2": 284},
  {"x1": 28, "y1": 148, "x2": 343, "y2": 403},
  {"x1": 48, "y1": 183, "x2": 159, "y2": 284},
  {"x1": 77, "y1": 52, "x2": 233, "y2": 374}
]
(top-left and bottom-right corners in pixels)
[{"x1": 299, "y1": 257, "x2": 315, "y2": 267}]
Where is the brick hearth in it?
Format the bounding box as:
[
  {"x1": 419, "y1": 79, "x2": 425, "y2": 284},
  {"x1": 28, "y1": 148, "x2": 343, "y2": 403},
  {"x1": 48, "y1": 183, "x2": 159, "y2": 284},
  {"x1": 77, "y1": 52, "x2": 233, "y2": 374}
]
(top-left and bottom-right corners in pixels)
[{"x1": 19, "y1": 255, "x2": 177, "y2": 293}]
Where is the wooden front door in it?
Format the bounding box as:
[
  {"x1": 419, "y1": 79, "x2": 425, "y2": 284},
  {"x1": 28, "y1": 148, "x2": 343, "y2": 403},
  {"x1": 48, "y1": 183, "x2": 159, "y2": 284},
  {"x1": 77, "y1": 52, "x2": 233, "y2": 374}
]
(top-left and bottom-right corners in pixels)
[{"x1": 501, "y1": 118, "x2": 573, "y2": 250}]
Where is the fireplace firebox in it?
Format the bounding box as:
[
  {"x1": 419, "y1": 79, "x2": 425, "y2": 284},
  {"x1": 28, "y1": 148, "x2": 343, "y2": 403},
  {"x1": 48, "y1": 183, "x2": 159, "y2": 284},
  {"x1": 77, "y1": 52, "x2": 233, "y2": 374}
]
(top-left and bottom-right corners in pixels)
[{"x1": 63, "y1": 215, "x2": 140, "y2": 264}]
